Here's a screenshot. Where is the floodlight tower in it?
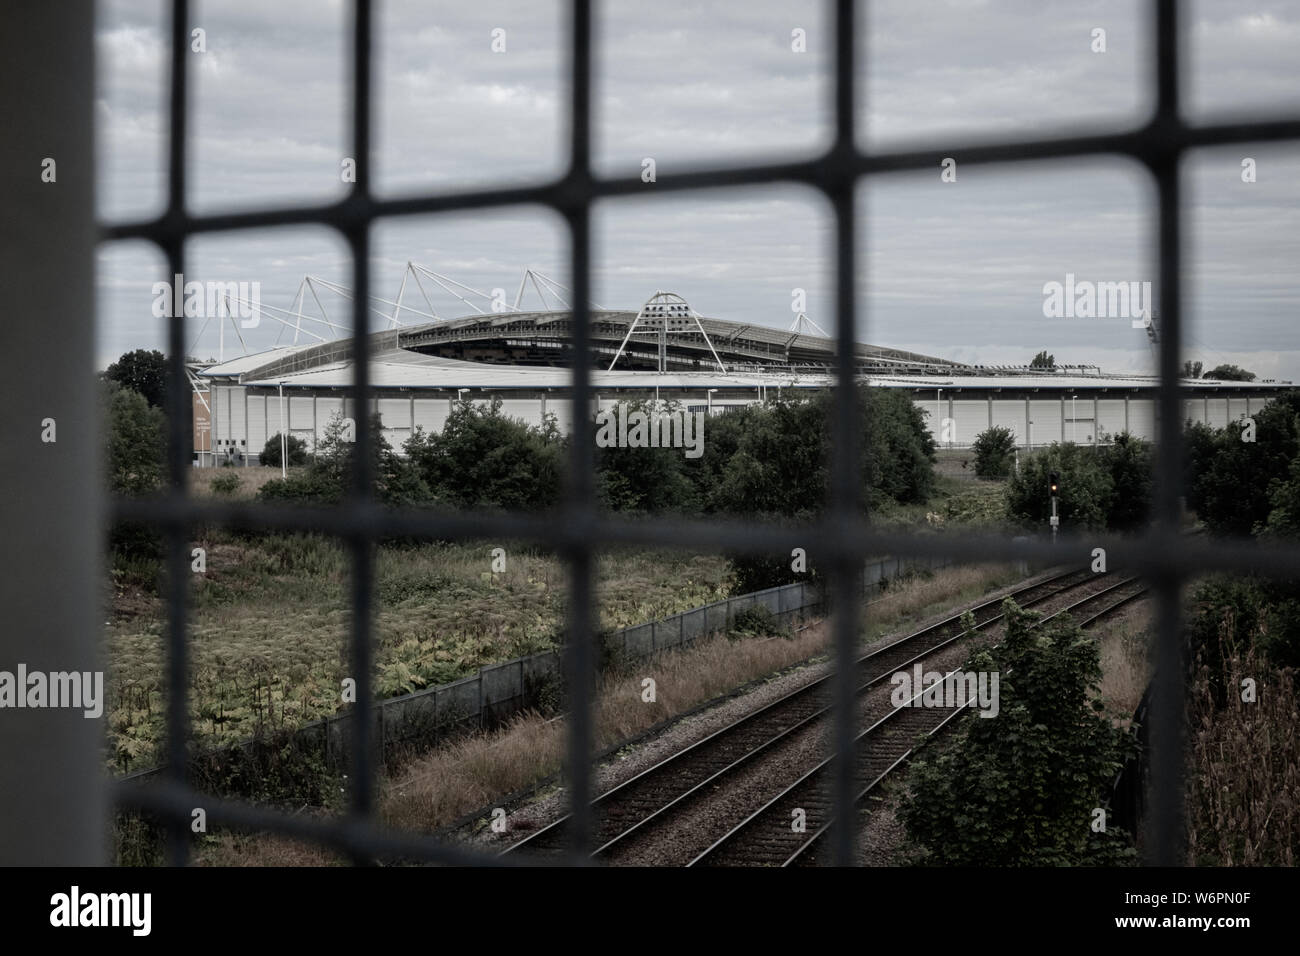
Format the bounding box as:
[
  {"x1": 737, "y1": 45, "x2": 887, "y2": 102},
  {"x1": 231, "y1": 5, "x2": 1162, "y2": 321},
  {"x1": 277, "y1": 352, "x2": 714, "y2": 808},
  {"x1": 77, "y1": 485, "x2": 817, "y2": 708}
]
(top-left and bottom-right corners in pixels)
[{"x1": 607, "y1": 292, "x2": 727, "y2": 373}]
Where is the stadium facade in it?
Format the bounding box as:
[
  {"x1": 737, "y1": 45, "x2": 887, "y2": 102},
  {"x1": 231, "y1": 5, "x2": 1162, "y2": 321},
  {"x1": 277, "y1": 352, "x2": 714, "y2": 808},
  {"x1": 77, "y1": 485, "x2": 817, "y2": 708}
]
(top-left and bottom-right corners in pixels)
[{"x1": 195, "y1": 293, "x2": 1291, "y2": 465}]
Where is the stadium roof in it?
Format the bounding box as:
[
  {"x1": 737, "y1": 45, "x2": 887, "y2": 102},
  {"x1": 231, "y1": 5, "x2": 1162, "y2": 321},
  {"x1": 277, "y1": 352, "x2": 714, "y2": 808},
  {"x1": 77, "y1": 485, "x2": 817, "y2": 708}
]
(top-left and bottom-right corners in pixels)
[{"x1": 198, "y1": 301, "x2": 1292, "y2": 392}]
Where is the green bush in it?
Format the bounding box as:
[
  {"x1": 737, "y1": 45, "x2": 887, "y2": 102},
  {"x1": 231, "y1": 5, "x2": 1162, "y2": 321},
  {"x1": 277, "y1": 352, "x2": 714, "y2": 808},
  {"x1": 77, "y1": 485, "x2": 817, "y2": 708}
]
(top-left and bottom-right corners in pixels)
[
  {"x1": 104, "y1": 380, "x2": 166, "y2": 497},
  {"x1": 104, "y1": 380, "x2": 166, "y2": 562},
  {"x1": 405, "y1": 399, "x2": 563, "y2": 512},
  {"x1": 256, "y1": 412, "x2": 431, "y2": 509},
  {"x1": 260, "y1": 432, "x2": 308, "y2": 468},
  {"x1": 704, "y1": 387, "x2": 936, "y2": 518},
  {"x1": 1005, "y1": 434, "x2": 1152, "y2": 533},
  {"x1": 209, "y1": 472, "x2": 240, "y2": 496},
  {"x1": 900, "y1": 601, "x2": 1135, "y2": 865},
  {"x1": 707, "y1": 387, "x2": 935, "y2": 590},
  {"x1": 731, "y1": 604, "x2": 786, "y2": 638},
  {"x1": 972, "y1": 425, "x2": 1016, "y2": 479},
  {"x1": 728, "y1": 543, "x2": 822, "y2": 595},
  {"x1": 1184, "y1": 391, "x2": 1300, "y2": 537},
  {"x1": 1186, "y1": 575, "x2": 1300, "y2": 683},
  {"x1": 593, "y1": 399, "x2": 700, "y2": 514}
]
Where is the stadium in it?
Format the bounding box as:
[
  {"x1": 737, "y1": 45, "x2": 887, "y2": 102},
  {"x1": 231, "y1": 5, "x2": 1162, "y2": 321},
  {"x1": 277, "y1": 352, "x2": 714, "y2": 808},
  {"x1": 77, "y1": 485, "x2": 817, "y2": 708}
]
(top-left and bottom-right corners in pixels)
[{"x1": 196, "y1": 287, "x2": 1291, "y2": 465}]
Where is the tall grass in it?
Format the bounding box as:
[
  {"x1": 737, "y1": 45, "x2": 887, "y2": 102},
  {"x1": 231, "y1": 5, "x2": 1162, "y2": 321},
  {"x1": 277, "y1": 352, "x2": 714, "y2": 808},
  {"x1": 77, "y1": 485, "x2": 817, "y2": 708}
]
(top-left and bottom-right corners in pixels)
[
  {"x1": 106, "y1": 531, "x2": 730, "y2": 770},
  {"x1": 382, "y1": 561, "x2": 1017, "y2": 836},
  {"x1": 1187, "y1": 646, "x2": 1300, "y2": 866},
  {"x1": 191, "y1": 560, "x2": 1019, "y2": 863}
]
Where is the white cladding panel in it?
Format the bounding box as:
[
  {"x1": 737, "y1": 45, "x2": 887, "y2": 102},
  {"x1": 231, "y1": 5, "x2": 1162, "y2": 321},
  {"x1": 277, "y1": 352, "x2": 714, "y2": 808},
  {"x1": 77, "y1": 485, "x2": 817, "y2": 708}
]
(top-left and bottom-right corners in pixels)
[
  {"x1": 290, "y1": 396, "x2": 315, "y2": 430},
  {"x1": 1029, "y1": 400, "x2": 1062, "y2": 446},
  {"x1": 384, "y1": 427, "x2": 412, "y2": 450},
  {"x1": 227, "y1": 387, "x2": 246, "y2": 448},
  {"x1": 1064, "y1": 414, "x2": 1096, "y2": 444},
  {"x1": 316, "y1": 397, "x2": 344, "y2": 440},
  {"x1": 1229, "y1": 398, "x2": 1249, "y2": 422},
  {"x1": 378, "y1": 398, "x2": 411, "y2": 430},
  {"x1": 547, "y1": 399, "x2": 574, "y2": 434},
  {"x1": 213, "y1": 386, "x2": 228, "y2": 443},
  {"x1": 991, "y1": 400, "x2": 1024, "y2": 442},
  {"x1": 1097, "y1": 399, "x2": 1126, "y2": 438},
  {"x1": 413, "y1": 398, "x2": 449, "y2": 434},
  {"x1": 497, "y1": 399, "x2": 544, "y2": 427},
  {"x1": 266, "y1": 393, "x2": 285, "y2": 437},
  {"x1": 1182, "y1": 399, "x2": 1205, "y2": 426},
  {"x1": 247, "y1": 395, "x2": 266, "y2": 451},
  {"x1": 1205, "y1": 398, "x2": 1228, "y2": 428},
  {"x1": 952, "y1": 400, "x2": 989, "y2": 447},
  {"x1": 1128, "y1": 400, "x2": 1156, "y2": 440}
]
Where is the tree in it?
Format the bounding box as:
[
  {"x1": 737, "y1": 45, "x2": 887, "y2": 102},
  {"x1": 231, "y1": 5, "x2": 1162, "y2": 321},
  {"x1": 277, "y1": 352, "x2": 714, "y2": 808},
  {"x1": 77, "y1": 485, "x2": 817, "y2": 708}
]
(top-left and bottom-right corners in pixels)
[
  {"x1": 704, "y1": 387, "x2": 936, "y2": 519},
  {"x1": 1182, "y1": 360, "x2": 1203, "y2": 379},
  {"x1": 971, "y1": 425, "x2": 1017, "y2": 479},
  {"x1": 103, "y1": 379, "x2": 167, "y2": 562},
  {"x1": 1004, "y1": 434, "x2": 1153, "y2": 533},
  {"x1": 258, "y1": 412, "x2": 430, "y2": 508},
  {"x1": 702, "y1": 387, "x2": 935, "y2": 592},
  {"x1": 900, "y1": 602, "x2": 1134, "y2": 865},
  {"x1": 260, "y1": 432, "x2": 308, "y2": 468},
  {"x1": 1101, "y1": 433, "x2": 1154, "y2": 532},
  {"x1": 593, "y1": 399, "x2": 700, "y2": 514},
  {"x1": 404, "y1": 399, "x2": 564, "y2": 512},
  {"x1": 1006, "y1": 442, "x2": 1114, "y2": 531},
  {"x1": 1030, "y1": 350, "x2": 1055, "y2": 369},
  {"x1": 104, "y1": 380, "x2": 166, "y2": 497},
  {"x1": 1205, "y1": 363, "x2": 1256, "y2": 382},
  {"x1": 105, "y1": 349, "x2": 168, "y2": 409},
  {"x1": 1184, "y1": 391, "x2": 1300, "y2": 536}
]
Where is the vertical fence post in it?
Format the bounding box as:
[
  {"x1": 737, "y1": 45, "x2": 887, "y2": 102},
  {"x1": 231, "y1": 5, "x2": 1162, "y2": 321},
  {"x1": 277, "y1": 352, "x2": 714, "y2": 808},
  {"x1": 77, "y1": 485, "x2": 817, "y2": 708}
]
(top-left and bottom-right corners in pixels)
[{"x1": 0, "y1": 0, "x2": 102, "y2": 865}]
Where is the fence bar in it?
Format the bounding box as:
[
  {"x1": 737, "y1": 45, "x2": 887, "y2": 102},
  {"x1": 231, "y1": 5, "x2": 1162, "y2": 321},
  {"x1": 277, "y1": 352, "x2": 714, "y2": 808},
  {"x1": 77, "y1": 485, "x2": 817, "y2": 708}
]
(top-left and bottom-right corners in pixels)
[
  {"x1": 1146, "y1": 0, "x2": 1187, "y2": 867},
  {"x1": 159, "y1": 0, "x2": 194, "y2": 868},
  {"x1": 827, "y1": 0, "x2": 861, "y2": 867},
  {"x1": 560, "y1": 0, "x2": 596, "y2": 864},
  {"x1": 0, "y1": 0, "x2": 103, "y2": 865},
  {"x1": 83, "y1": 0, "x2": 1300, "y2": 868}
]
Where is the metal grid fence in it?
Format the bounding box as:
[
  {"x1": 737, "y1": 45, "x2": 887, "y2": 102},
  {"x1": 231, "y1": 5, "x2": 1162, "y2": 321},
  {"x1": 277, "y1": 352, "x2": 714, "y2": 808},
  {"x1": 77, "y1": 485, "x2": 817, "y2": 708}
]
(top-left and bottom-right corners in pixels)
[{"x1": 101, "y1": 0, "x2": 1300, "y2": 867}]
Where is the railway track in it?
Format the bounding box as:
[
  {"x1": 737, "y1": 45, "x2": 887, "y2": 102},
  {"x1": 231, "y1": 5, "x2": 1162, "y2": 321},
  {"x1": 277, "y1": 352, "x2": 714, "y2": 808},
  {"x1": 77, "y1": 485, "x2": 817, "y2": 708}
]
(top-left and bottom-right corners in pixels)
[
  {"x1": 502, "y1": 566, "x2": 1128, "y2": 862},
  {"x1": 688, "y1": 575, "x2": 1148, "y2": 867}
]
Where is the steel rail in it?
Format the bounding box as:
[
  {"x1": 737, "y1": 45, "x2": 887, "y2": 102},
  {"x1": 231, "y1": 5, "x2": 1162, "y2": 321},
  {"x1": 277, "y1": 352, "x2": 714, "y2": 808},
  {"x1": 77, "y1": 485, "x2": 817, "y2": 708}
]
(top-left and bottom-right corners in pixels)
[
  {"x1": 504, "y1": 566, "x2": 1095, "y2": 858},
  {"x1": 689, "y1": 578, "x2": 1148, "y2": 867}
]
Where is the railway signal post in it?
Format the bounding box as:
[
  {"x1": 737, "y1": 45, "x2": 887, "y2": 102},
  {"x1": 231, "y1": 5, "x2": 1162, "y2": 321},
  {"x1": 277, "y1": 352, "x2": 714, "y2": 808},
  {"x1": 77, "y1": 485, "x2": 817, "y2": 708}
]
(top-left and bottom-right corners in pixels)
[{"x1": 1049, "y1": 471, "x2": 1060, "y2": 542}]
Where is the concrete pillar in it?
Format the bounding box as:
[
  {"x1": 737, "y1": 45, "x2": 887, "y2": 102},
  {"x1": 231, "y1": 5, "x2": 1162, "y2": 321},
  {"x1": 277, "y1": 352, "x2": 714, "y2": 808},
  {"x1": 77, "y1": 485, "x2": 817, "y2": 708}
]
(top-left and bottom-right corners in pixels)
[{"x1": 0, "y1": 0, "x2": 104, "y2": 864}]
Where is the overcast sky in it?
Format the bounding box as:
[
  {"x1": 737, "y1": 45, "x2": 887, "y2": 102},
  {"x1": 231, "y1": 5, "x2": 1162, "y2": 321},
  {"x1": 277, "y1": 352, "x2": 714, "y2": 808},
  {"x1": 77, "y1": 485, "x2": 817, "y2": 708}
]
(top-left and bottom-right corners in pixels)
[{"x1": 95, "y1": 0, "x2": 1300, "y2": 380}]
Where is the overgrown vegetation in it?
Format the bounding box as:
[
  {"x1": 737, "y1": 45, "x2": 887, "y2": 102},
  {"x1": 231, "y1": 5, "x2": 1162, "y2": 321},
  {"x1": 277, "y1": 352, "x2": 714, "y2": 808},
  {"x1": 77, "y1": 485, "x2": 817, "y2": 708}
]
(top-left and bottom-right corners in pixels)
[
  {"x1": 730, "y1": 604, "x2": 787, "y2": 639},
  {"x1": 106, "y1": 536, "x2": 730, "y2": 770},
  {"x1": 1172, "y1": 391, "x2": 1300, "y2": 865},
  {"x1": 901, "y1": 601, "x2": 1136, "y2": 865},
  {"x1": 209, "y1": 471, "x2": 241, "y2": 496},
  {"x1": 1187, "y1": 643, "x2": 1299, "y2": 866}
]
